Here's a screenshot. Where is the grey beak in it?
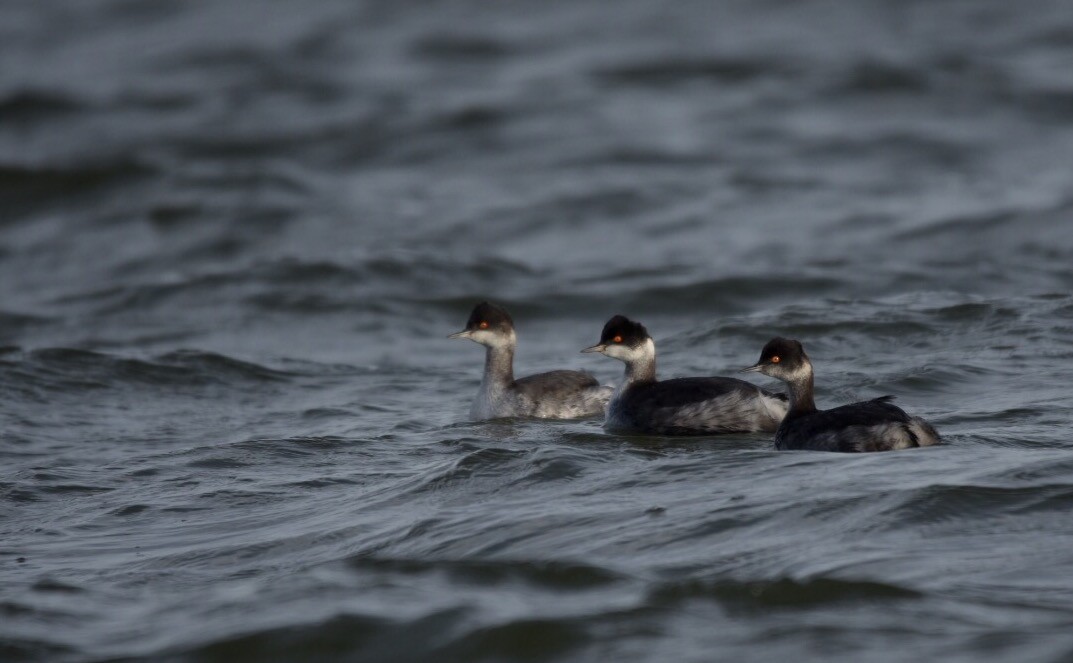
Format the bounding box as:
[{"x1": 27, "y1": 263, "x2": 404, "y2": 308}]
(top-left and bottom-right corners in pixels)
[
  {"x1": 581, "y1": 344, "x2": 607, "y2": 354},
  {"x1": 448, "y1": 330, "x2": 472, "y2": 340},
  {"x1": 740, "y1": 363, "x2": 764, "y2": 373}
]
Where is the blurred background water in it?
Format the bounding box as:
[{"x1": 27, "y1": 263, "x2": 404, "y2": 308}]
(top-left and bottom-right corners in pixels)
[{"x1": 3, "y1": 0, "x2": 1073, "y2": 661}]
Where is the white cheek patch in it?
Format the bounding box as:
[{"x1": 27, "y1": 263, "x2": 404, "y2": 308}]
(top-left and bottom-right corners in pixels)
[
  {"x1": 603, "y1": 343, "x2": 633, "y2": 360},
  {"x1": 767, "y1": 359, "x2": 811, "y2": 381},
  {"x1": 470, "y1": 329, "x2": 514, "y2": 348},
  {"x1": 786, "y1": 361, "x2": 812, "y2": 382},
  {"x1": 606, "y1": 338, "x2": 654, "y2": 362}
]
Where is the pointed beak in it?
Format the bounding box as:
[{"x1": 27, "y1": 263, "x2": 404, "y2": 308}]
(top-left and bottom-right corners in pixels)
[
  {"x1": 448, "y1": 330, "x2": 473, "y2": 340},
  {"x1": 740, "y1": 363, "x2": 764, "y2": 373},
  {"x1": 581, "y1": 344, "x2": 607, "y2": 354}
]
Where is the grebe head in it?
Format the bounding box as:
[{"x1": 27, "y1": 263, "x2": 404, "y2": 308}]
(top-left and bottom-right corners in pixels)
[
  {"x1": 448, "y1": 301, "x2": 515, "y2": 349},
  {"x1": 742, "y1": 337, "x2": 810, "y2": 382},
  {"x1": 581, "y1": 315, "x2": 653, "y2": 363}
]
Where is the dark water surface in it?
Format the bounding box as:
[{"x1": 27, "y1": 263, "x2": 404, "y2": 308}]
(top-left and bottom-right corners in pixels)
[{"x1": 4, "y1": 0, "x2": 1073, "y2": 661}]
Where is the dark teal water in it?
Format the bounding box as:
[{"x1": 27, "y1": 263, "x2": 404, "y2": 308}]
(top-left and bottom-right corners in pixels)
[{"x1": 3, "y1": 1, "x2": 1073, "y2": 661}]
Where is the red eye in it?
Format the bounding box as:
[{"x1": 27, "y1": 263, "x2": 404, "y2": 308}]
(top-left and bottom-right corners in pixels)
[
  {"x1": 771, "y1": 356, "x2": 780, "y2": 364},
  {"x1": 479, "y1": 321, "x2": 489, "y2": 329},
  {"x1": 612, "y1": 335, "x2": 623, "y2": 343}
]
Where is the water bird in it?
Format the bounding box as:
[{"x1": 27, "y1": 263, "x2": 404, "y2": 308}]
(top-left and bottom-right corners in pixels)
[
  {"x1": 449, "y1": 301, "x2": 612, "y2": 420},
  {"x1": 581, "y1": 315, "x2": 788, "y2": 435},
  {"x1": 742, "y1": 337, "x2": 941, "y2": 452}
]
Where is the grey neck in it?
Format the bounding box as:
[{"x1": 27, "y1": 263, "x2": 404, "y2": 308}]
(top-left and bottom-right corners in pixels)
[
  {"x1": 623, "y1": 354, "x2": 656, "y2": 386},
  {"x1": 483, "y1": 345, "x2": 515, "y2": 387},
  {"x1": 785, "y1": 367, "x2": 817, "y2": 415}
]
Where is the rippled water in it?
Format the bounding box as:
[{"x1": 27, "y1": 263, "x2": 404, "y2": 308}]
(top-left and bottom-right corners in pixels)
[{"x1": 4, "y1": 0, "x2": 1073, "y2": 661}]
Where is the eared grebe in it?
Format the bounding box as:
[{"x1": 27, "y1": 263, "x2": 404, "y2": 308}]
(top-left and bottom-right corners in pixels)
[
  {"x1": 449, "y1": 302, "x2": 612, "y2": 420},
  {"x1": 742, "y1": 337, "x2": 941, "y2": 452},
  {"x1": 581, "y1": 315, "x2": 787, "y2": 435}
]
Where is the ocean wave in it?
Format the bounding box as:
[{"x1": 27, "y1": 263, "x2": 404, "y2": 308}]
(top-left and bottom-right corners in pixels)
[
  {"x1": 0, "y1": 348, "x2": 292, "y2": 395},
  {"x1": 164, "y1": 608, "x2": 590, "y2": 663},
  {"x1": 410, "y1": 33, "x2": 519, "y2": 60},
  {"x1": 647, "y1": 576, "x2": 922, "y2": 611},
  {"x1": 593, "y1": 56, "x2": 790, "y2": 87},
  {"x1": 884, "y1": 482, "x2": 1073, "y2": 527},
  {"x1": 54, "y1": 255, "x2": 537, "y2": 316},
  {"x1": 0, "y1": 159, "x2": 155, "y2": 217},
  {"x1": 0, "y1": 88, "x2": 86, "y2": 122},
  {"x1": 826, "y1": 59, "x2": 930, "y2": 94},
  {"x1": 345, "y1": 556, "x2": 622, "y2": 588}
]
